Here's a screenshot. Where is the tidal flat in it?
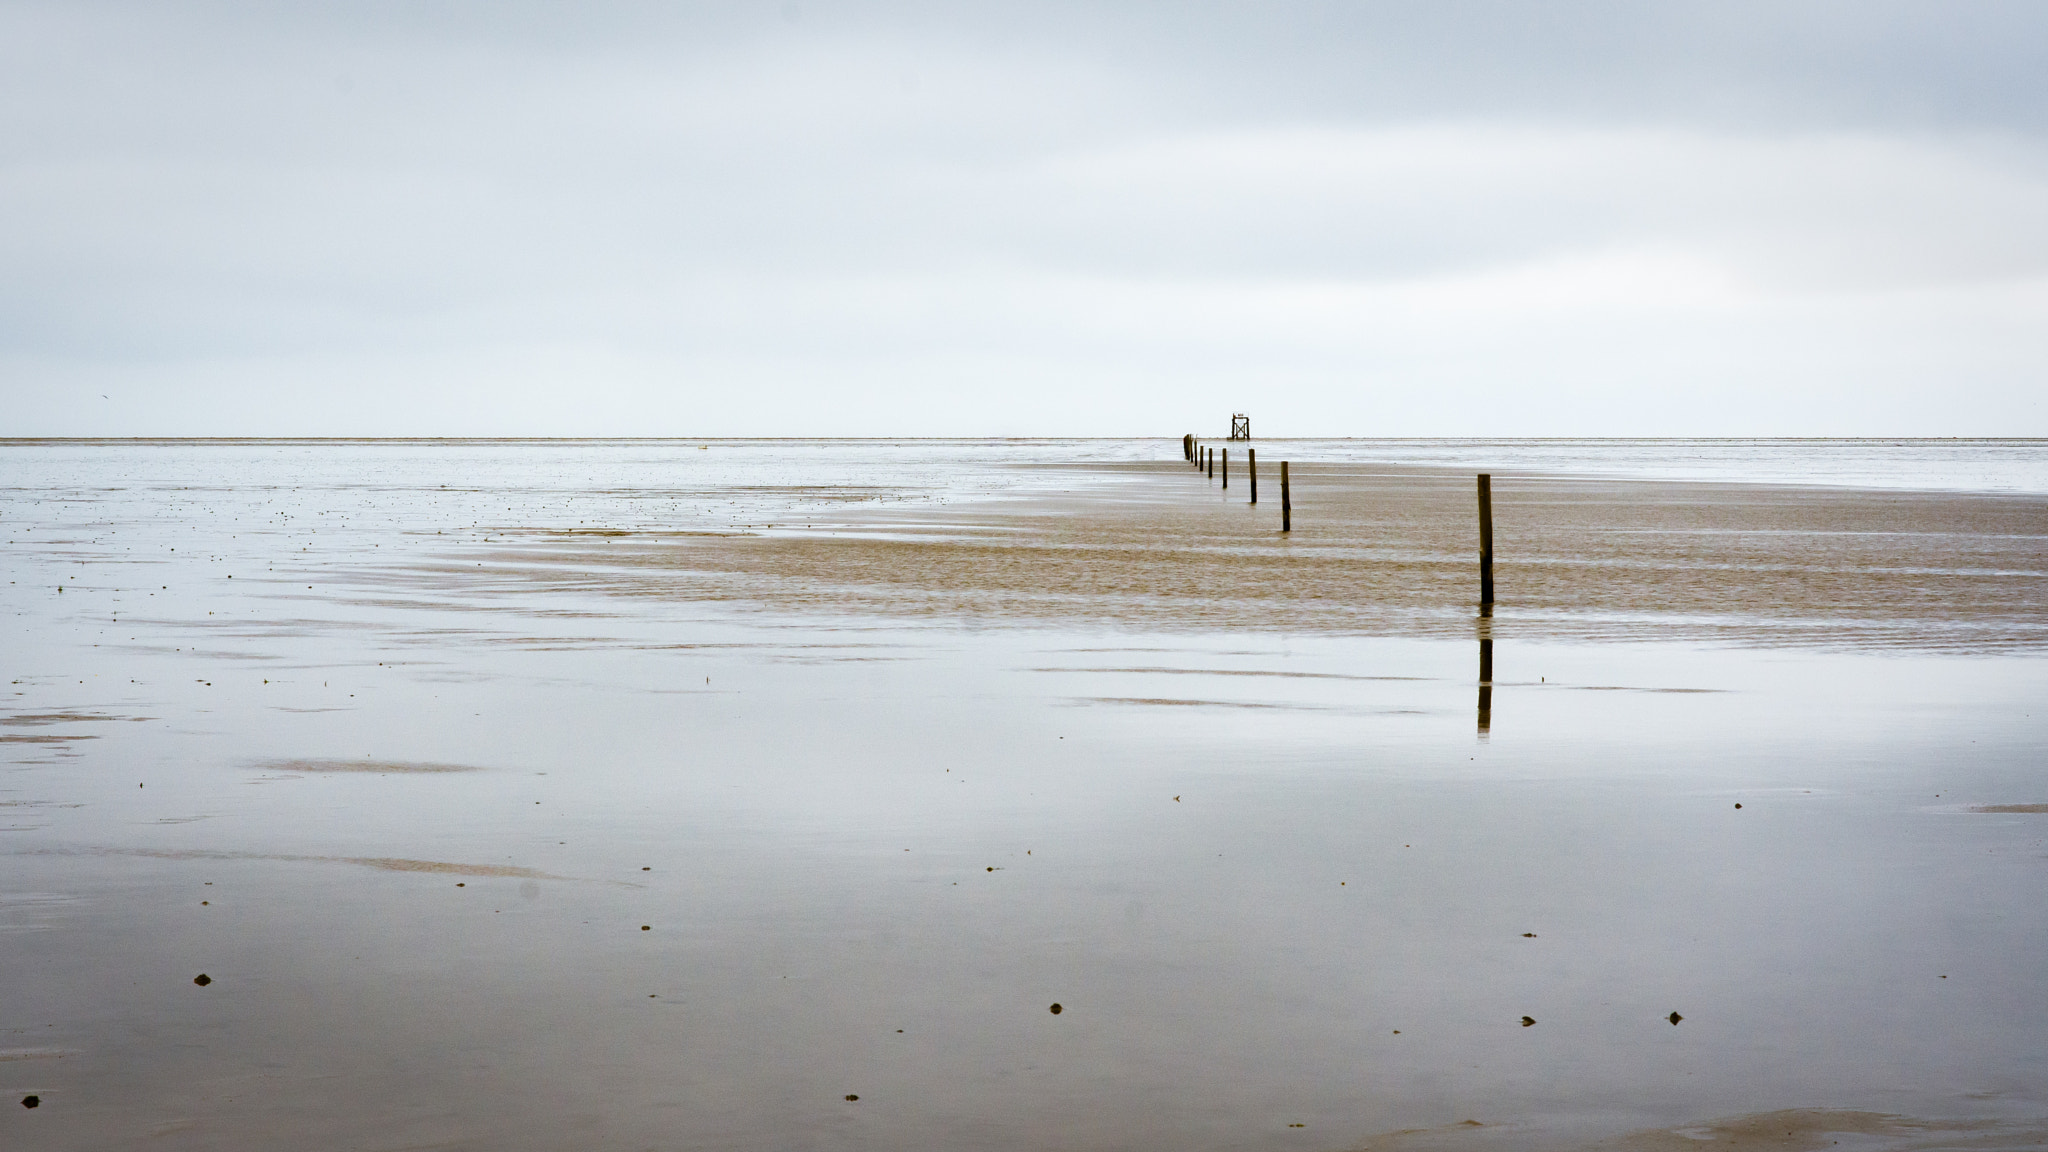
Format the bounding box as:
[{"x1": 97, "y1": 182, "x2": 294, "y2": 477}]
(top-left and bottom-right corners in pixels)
[{"x1": 2, "y1": 439, "x2": 2046, "y2": 1151}]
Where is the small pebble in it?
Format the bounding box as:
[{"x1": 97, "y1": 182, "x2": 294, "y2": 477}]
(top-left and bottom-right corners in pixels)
[
  {"x1": 1049, "y1": 1003, "x2": 1062, "y2": 1015},
  {"x1": 1668, "y1": 1012, "x2": 1683, "y2": 1025},
  {"x1": 456, "y1": 883, "x2": 464, "y2": 887},
  {"x1": 1520, "y1": 1016, "x2": 1535, "y2": 1027},
  {"x1": 194, "y1": 974, "x2": 212, "y2": 986},
  {"x1": 22, "y1": 1095, "x2": 40, "y2": 1108},
  {"x1": 844, "y1": 1094, "x2": 858, "y2": 1102},
  {"x1": 1734, "y1": 803, "x2": 1742, "y2": 809},
  {"x1": 1521, "y1": 933, "x2": 1536, "y2": 938},
  {"x1": 641, "y1": 925, "x2": 651, "y2": 931}
]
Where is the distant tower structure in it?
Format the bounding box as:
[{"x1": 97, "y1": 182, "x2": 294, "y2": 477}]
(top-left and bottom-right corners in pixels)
[{"x1": 1229, "y1": 413, "x2": 1251, "y2": 441}]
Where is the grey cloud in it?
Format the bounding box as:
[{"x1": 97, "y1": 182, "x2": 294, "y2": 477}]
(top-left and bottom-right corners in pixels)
[{"x1": 2, "y1": 1, "x2": 2045, "y2": 433}]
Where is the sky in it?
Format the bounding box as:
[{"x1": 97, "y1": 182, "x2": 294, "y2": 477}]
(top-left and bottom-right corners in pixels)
[{"x1": 2, "y1": 1, "x2": 2045, "y2": 437}]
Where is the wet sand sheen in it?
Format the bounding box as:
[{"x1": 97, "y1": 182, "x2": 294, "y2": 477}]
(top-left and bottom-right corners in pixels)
[
  {"x1": 254, "y1": 758, "x2": 488, "y2": 774},
  {"x1": 19, "y1": 846, "x2": 590, "y2": 881},
  {"x1": 3, "y1": 440, "x2": 2045, "y2": 1152},
  {"x1": 1357, "y1": 1109, "x2": 2048, "y2": 1150}
]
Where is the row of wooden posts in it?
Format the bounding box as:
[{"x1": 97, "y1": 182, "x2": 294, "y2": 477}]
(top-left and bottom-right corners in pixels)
[
  {"x1": 1182, "y1": 433, "x2": 1292, "y2": 531},
  {"x1": 1183, "y1": 434, "x2": 1500, "y2": 733},
  {"x1": 1181, "y1": 432, "x2": 1496, "y2": 611}
]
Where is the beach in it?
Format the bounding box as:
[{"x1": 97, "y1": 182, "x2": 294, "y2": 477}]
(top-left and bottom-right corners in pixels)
[{"x1": 3, "y1": 439, "x2": 2046, "y2": 1150}]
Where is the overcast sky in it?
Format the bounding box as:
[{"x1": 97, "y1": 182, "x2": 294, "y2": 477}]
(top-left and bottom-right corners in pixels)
[{"x1": 3, "y1": 1, "x2": 2045, "y2": 436}]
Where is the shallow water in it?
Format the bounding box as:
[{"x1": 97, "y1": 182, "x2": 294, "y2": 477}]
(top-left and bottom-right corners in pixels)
[{"x1": 3, "y1": 439, "x2": 2047, "y2": 1151}]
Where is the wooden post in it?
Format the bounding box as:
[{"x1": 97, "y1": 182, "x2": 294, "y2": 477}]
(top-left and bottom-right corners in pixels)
[
  {"x1": 1222, "y1": 448, "x2": 1228, "y2": 489},
  {"x1": 1477, "y1": 474, "x2": 1494, "y2": 607},
  {"x1": 1248, "y1": 449, "x2": 1257, "y2": 503},
  {"x1": 1280, "y1": 462, "x2": 1291, "y2": 532},
  {"x1": 1184, "y1": 434, "x2": 1192, "y2": 462},
  {"x1": 1207, "y1": 447, "x2": 1213, "y2": 480}
]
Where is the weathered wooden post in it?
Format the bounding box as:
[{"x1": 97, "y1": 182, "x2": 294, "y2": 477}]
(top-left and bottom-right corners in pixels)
[
  {"x1": 1207, "y1": 447, "x2": 1214, "y2": 480},
  {"x1": 1222, "y1": 449, "x2": 1228, "y2": 489},
  {"x1": 1280, "y1": 462, "x2": 1291, "y2": 532},
  {"x1": 1478, "y1": 474, "x2": 1494, "y2": 607},
  {"x1": 1184, "y1": 433, "x2": 1192, "y2": 462},
  {"x1": 1248, "y1": 449, "x2": 1257, "y2": 503}
]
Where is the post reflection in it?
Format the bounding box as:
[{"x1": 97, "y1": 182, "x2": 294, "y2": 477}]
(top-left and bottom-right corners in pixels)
[
  {"x1": 1477, "y1": 607, "x2": 1494, "y2": 736},
  {"x1": 1478, "y1": 639, "x2": 1493, "y2": 734}
]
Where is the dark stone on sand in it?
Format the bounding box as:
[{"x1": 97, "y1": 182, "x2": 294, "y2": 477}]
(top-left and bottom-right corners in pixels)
[
  {"x1": 641, "y1": 925, "x2": 650, "y2": 930},
  {"x1": 1050, "y1": 1003, "x2": 1062, "y2": 1014},
  {"x1": 1669, "y1": 1012, "x2": 1683, "y2": 1024},
  {"x1": 194, "y1": 974, "x2": 212, "y2": 986},
  {"x1": 1521, "y1": 932, "x2": 1536, "y2": 937},
  {"x1": 22, "y1": 1095, "x2": 39, "y2": 1108},
  {"x1": 1735, "y1": 803, "x2": 1742, "y2": 808},
  {"x1": 845, "y1": 1094, "x2": 858, "y2": 1101},
  {"x1": 1520, "y1": 1016, "x2": 1535, "y2": 1026}
]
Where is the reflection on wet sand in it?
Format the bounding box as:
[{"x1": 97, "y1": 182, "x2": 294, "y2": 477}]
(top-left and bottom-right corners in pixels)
[
  {"x1": 1357, "y1": 1108, "x2": 2048, "y2": 1151},
  {"x1": 18, "y1": 846, "x2": 600, "y2": 881},
  {"x1": 4, "y1": 441, "x2": 2046, "y2": 1152},
  {"x1": 1477, "y1": 609, "x2": 1495, "y2": 735},
  {"x1": 254, "y1": 758, "x2": 488, "y2": 774}
]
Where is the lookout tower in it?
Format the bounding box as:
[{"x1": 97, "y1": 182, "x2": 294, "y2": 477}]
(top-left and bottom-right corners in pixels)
[{"x1": 1228, "y1": 413, "x2": 1251, "y2": 441}]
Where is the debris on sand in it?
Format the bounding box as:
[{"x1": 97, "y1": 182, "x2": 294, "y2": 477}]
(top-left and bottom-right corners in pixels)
[
  {"x1": 21, "y1": 1095, "x2": 39, "y2": 1108},
  {"x1": 1050, "y1": 1003, "x2": 1063, "y2": 1014},
  {"x1": 193, "y1": 974, "x2": 212, "y2": 986},
  {"x1": 1669, "y1": 1012, "x2": 1683, "y2": 1025},
  {"x1": 1521, "y1": 1016, "x2": 1535, "y2": 1027}
]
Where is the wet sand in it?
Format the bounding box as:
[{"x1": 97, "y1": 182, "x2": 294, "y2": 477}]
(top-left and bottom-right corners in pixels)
[
  {"x1": 478, "y1": 462, "x2": 2048, "y2": 650},
  {"x1": 2, "y1": 439, "x2": 2047, "y2": 1151}
]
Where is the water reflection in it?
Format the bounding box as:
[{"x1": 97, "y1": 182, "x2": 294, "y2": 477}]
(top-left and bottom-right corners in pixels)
[
  {"x1": 1478, "y1": 639, "x2": 1493, "y2": 734},
  {"x1": 1477, "y1": 610, "x2": 1494, "y2": 735}
]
